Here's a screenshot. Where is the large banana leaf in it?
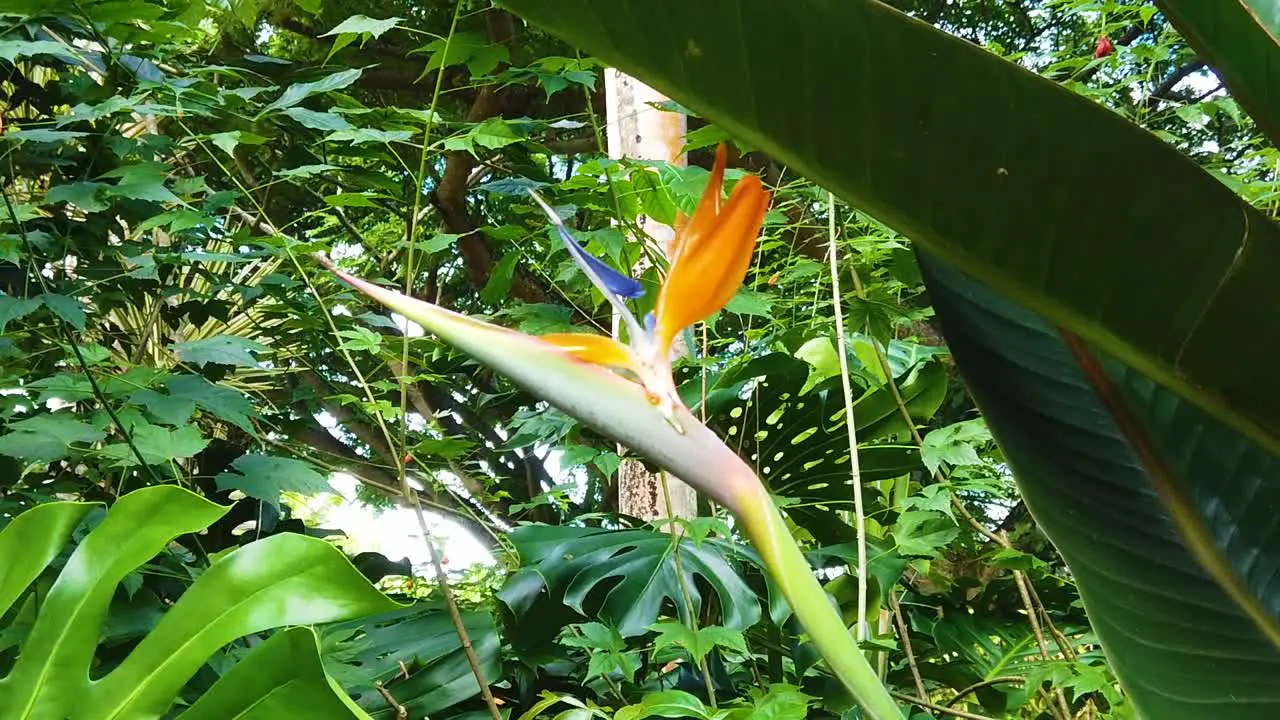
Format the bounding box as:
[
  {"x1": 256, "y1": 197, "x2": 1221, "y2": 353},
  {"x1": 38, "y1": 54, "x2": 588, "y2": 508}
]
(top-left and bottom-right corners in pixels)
[
  {"x1": 1158, "y1": 1, "x2": 1280, "y2": 147},
  {"x1": 497, "y1": 0, "x2": 1280, "y2": 463},
  {"x1": 0, "y1": 486, "x2": 399, "y2": 719},
  {"x1": 919, "y1": 252, "x2": 1280, "y2": 718}
]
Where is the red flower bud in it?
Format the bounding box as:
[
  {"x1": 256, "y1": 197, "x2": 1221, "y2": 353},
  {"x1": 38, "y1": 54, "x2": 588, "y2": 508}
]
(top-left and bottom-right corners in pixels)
[
  {"x1": 767, "y1": 273, "x2": 779, "y2": 286},
  {"x1": 1095, "y1": 35, "x2": 1113, "y2": 59}
]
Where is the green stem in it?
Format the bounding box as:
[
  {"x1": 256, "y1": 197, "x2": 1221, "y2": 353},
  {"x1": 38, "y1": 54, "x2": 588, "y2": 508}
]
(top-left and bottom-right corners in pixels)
[{"x1": 735, "y1": 485, "x2": 904, "y2": 720}]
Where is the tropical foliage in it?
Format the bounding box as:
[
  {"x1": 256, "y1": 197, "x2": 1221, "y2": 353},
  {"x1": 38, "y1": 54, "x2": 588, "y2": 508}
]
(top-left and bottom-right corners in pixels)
[{"x1": 2, "y1": 0, "x2": 1278, "y2": 718}]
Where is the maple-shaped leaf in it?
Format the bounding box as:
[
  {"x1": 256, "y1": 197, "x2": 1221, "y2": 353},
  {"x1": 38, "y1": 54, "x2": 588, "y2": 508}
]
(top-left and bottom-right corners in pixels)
[
  {"x1": 0, "y1": 414, "x2": 105, "y2": 462},
  {"x1": 171, "y1": 336, "x2": 268, "y2": 368},
  {"x1": 101, "y1": 423, "x2": 209, "y2": 466},
  {"x1": 215, "y1": 454, "x2": 330, "y2": 504}
]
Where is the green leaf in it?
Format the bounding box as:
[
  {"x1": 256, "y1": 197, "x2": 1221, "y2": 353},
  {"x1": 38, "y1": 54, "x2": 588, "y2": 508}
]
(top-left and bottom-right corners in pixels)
[
  {"x1": 0, "y1": 296, "x2": 42, "y2": 332},
  {"x1": 419, "y1": 233, "x2": 460, "y2": 254},
  {"x1": 702, "y1": 353, "x2": 928, "y2": 543},
  {"x1": 324, "y1": 128, "x2": 413, "y2": 144},
  {"x1": 499, "y1": 525, "x2": 760, "y2": 639},
  {"x1": 182, "y1": 628, "x2": 369, "y2": 719},
  {"x1": 101, "y1": 163, "x2": 180, "y2": 203},
  {"x1": 650, "y1": 622, "x2": 746, "y2": 663},
  {"x1": 277, "y1": 163, "x2": 341, "y2": 179},
  {"x1": 1, "y1": 129, "x2": 87, "y2": 143},
  {"x1": 615, "y1": 690, "x2": 715, "y2": 720},
  {"x1": 320, "y1": 15, "x2": 403, "y2": 39},
  {"x1": 322, "y1": 602, "x2": 500, "y2": 717},
  {"x1": 480, "y1": 252, "x2": 520, "y2": 303},
  {"x1": 324, "y1": 192, "x2": 381, "y2": 208},
  {"x1": 919, "y1": 419, "x2": 991, "y2": 475},
  {"x1": 419, "y1": 32, "x2": 509, "y2": 77},
  {"x1": 0, "y1": 414, "x2": 105, "y2": 463},
  {"x1": 891, "y1": 510, "x2": 958, "y2": 558},
  {"x1": 496, "y1": 0, "x2": 1280, "y2": 479},
  {"x1": 171, "y1": 335, "x2": 268, "y2": 367},
  {"x1": 471, "y1": 117, "x2": 524, "y2": 149},
  {"x1": 560, "y1": 622, "x2": 642, "y2": 683},
  {"x1": 1158, "y1": 1, "x2": 1280, "y2": 147},
  {"x1": 25, "y1": 374, "x2": 95, "y2": 404},
  {"x1": 724, "y1": 288, "x2": 772, "y2": 318},
  {"x1": 921, "y1": 252, "x2": 1280, "y2": 717},
  {"x1": 207, "y1": 130, "x2": 269, "y2": 156},
  {"x1": 215, "y1": 453, "x2": 331, "y2": 503},
  {"x1": 0, "y1": 39, "x2": 77, "y2": 62},
  {"x1": 165, "y1": 374, "x2": 257, "y2": 433},
  {"x1": 45, "y1": 182, "x2": 109, "y2": 212},
  {"x1": 0, "y1": 486, "x2": 398, "y2": 718},
  {"x1": 100, "y1": 423, "x2": 209, "y2": 466},
  {"x1": 40, "y1": 293, "x2": 87, "y2": 331},
  {"x1": 129, "y1": 388, "x2": 196, "y2": 426},
  {"x1": 260, "y1": 69, "x2": 363, "y2": 115},
  {"x1": 283, "y1": 107, "x2": 354, "y2": 131},
  {"x1": 0, "y1": 501, "x2": 93, "y2": 617},
  {"x1": 725, "y1": 684, "x2": 814, "y2": 720},
  {"x1": 335, "y1": 327, "x2": 382, "y2": 353}
]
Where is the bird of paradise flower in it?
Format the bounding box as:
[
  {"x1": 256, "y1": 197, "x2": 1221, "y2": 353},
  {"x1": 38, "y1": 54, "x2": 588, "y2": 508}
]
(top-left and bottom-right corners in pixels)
[{"x1": 317, "y1": 144, "x2": 904, "y2": 720}]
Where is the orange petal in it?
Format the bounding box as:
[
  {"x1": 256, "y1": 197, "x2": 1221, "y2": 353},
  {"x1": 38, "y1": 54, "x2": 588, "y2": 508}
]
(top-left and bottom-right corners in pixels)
[
  {"x1": 655, "y1": 174, "x2": 770, "y2": 351},
  {"x1": 671, "y1": 144, "x2": 728, "y2": 266},
  {"x1": 539, "y1": 332, "x2": 637, "y2": 371}
]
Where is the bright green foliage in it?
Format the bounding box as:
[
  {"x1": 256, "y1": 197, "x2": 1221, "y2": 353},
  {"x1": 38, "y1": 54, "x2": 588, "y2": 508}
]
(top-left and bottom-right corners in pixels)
[
  {"x1": 0, "y1": 486, "x2": 398, "y2": 719},
  {"x1": 6, "y1": 0, "x2": 1275, "y2": 718}
]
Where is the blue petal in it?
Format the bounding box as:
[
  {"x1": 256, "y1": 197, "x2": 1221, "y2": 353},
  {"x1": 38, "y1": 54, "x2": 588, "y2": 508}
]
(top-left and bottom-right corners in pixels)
[
  {"x1": 554, "y1": 223, "x2": 646, "y2": 300},
  {"x1": 528, "y1": 190, "x2": 645, "y2": 300}
]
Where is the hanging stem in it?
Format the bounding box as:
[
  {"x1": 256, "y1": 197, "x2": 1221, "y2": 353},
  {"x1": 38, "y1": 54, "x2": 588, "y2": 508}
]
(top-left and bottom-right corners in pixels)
[
  {"x1": 826, "y1": 193, "x2": 868, "y2": 640},
  {"x1": 661, "y1": 477, "x2": 717, "y2": 708},
  {"x1": 888, "y1": 590, "x2": 926, "y2": 700}
]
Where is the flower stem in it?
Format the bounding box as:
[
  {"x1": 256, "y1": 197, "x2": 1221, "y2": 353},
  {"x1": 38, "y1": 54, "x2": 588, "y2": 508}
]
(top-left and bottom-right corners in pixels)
[{"x1": 735, "y1": 484, "x2": 904, "y2": 720}]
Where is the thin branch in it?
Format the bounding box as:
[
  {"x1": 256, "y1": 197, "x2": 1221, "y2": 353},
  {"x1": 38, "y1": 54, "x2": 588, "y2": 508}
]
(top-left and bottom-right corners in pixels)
[
  {"x1": 890, "y1": 691, "x2": 998, "y2": 720},
  {"x1": 1011, "y1": 554, "x2": 1073, "y2": 720},
  {"x1": 944, "y1": 676, "x2": 1026, "y2": 708},
  {"x1": 827, "y1": 193, "x2": 868, "y2": 640},
  {"x1": 888, "y1": 591, "x2": 927, "y2": 701},
  {"x1": 374, "y1": 682, "x2": 408, "y2": 720}
]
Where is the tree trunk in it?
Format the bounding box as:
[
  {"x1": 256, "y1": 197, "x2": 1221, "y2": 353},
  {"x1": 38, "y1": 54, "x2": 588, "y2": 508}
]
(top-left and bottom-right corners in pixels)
[{"x1": 605, "y1": 70, "x2": 698, "y2": 522}]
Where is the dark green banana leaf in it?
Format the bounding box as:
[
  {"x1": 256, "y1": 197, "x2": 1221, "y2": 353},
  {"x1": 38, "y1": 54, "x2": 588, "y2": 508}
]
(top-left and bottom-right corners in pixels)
[
  {"x1": 1159, "y1": 0, "x2": 1280, "y2": 147},
  {"x1": 0, "y1": 485, "x2": 399, "y2": 719},
  {"x1": 497, "y1": 0, "x2": 1280, "y2": 466},
  {"x1": 920, "y1": 251, "x2": 1280, "y2": 718}
]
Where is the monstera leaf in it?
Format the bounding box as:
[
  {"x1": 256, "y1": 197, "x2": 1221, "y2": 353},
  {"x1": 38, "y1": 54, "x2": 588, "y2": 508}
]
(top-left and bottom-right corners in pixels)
[
  {"x1": 920, "y1": 253, "x2": 1280, "y2": 718},
  {"x1": 914, "y1": 611, "x2": 1042, "y2": 713},
  {"x1": 703, "y1": 353, "x2": 938, "y2": 543},
  {"x1": 0, "y1": 486, "x2": 399, "y2": 719},
  {"x1": 499, "y1": 524, "x2": 762, "y2": 642},
  {"x1": 323, "y1": 602, "x2": 500, "y2": 719}
]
